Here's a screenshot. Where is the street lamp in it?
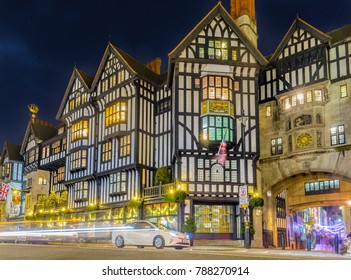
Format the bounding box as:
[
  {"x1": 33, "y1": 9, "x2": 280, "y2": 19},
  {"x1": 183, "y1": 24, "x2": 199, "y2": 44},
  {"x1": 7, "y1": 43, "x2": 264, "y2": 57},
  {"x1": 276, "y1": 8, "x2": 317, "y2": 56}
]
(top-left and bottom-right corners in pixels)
[{"x1": 238, "y1": 110, "x2": 250, "y2": 249}]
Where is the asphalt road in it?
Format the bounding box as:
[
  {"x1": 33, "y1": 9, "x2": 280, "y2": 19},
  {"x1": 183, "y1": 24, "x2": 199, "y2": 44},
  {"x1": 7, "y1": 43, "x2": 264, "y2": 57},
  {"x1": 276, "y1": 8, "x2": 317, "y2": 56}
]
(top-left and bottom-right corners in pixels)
[{"x1": 0, "y1": 243, "x2": 346, "y2": 260}]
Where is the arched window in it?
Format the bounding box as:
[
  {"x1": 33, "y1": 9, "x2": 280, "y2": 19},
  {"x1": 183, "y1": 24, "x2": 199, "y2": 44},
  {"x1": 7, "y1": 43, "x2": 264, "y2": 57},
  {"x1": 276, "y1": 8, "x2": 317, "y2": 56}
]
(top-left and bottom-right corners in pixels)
[{"x1": 211, "y1": 164, "x2": 224, "y2": 182}]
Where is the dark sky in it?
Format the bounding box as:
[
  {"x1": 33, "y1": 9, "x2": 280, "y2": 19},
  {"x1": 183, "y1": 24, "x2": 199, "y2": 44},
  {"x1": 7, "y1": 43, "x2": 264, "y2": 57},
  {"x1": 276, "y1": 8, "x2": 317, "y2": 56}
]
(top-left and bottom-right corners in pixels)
[{"x1": 1, "y1": 0, "x2": 350, "y2": 149}]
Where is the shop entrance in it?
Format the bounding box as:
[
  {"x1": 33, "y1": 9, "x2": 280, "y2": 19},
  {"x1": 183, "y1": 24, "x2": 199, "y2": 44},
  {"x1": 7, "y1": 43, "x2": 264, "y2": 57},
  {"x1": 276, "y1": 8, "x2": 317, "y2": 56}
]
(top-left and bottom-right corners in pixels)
[{"x1": 193, "y1": 203, "x2": 242, "y2": 240}]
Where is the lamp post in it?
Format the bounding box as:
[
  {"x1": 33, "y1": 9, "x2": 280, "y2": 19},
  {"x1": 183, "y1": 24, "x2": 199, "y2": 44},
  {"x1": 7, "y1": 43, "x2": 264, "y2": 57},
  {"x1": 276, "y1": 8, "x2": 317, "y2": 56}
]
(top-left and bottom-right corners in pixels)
[{"x1": 238, "y1": 110, "x2": 250, "y2": 249}]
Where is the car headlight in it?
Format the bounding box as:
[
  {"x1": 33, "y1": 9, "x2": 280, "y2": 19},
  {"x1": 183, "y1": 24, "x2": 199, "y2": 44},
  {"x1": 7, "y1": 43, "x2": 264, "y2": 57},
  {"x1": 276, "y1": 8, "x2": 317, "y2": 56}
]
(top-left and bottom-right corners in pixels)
[{"x1": 169, "y1": 232, "x2": 178, "y2": 238}]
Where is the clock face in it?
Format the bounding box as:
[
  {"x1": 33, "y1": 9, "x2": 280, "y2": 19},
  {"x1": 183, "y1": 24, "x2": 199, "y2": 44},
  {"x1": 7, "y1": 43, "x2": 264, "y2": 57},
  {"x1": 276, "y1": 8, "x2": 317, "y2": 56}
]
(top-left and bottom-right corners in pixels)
[{"x1": 296, "y1": 132, "x2": 313, "y2": 148}]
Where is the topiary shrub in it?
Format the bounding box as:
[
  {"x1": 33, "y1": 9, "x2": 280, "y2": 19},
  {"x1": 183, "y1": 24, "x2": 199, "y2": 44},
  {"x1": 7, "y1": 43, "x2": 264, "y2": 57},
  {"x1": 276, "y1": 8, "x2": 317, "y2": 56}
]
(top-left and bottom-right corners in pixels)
[{"x1": 154, "y1": 166, "x2": 172, "y2": 186}]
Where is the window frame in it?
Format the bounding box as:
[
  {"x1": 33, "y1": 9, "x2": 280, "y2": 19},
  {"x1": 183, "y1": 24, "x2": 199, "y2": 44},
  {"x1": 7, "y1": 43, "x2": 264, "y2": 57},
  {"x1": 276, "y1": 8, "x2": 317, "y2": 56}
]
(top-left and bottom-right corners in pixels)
[
  {"x1": 101, "y1": 140, "x2": 112, "y2": 162},
  {"x1": 330, "y1": 124, "x2": 345, "y2": 146},
  {"x1": 71, "y1": 119, "x2": 89, "y2": 142},
  {"x1": 70, "y1": 149, "x2": 87, "y2": 171},
  {"x1": 119, "y1": 135, "x2": 131, "y2": 157},
  {"x1": 271, "y1": 137, "x2": 283, "y2": 155},
  {"x1": 105, "y1": 100, "x2": 127, "y2": 127}
]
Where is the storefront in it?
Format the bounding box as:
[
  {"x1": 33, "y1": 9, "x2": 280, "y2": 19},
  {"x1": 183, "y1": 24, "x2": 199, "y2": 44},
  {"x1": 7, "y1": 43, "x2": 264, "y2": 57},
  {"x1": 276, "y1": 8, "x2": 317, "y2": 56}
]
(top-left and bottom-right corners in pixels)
[{"x1": 193, "y1": 202, "x2": 242, "y2": 240}]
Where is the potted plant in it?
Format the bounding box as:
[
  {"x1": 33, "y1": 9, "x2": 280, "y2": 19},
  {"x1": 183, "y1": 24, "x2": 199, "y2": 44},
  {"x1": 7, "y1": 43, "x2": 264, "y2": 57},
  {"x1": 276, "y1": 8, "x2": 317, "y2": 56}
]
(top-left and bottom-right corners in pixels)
[{"x1": 182, "y1": 216, "x2": 197, "y2": 246}]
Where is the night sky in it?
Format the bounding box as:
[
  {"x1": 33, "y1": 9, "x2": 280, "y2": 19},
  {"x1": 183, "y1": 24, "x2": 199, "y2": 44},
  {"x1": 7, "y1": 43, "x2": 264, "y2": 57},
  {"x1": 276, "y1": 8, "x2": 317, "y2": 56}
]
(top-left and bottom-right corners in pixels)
[{"x1": 1, "y1": 0, "x2": 350, "y2": 149}]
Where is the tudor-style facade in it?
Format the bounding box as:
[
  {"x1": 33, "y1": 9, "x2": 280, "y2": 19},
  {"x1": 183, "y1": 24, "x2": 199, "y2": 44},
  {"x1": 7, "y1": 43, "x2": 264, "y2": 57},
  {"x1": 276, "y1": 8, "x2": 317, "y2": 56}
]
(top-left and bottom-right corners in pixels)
[
  {"x1": 2, "y1": 0, "x2": 351, "y2": 249},
  {"x1": 165, "y1": 3, "x2": 266, "y2": 241},
  {"x1": 258, "y1": 18, "x2": 351, "y2": 248},
  {"x1": 20, "y1": 116, "x2": 57, "y2": 217},
  {"x1": 0, "y1": 142, "x2": 24, "y2": 221}
]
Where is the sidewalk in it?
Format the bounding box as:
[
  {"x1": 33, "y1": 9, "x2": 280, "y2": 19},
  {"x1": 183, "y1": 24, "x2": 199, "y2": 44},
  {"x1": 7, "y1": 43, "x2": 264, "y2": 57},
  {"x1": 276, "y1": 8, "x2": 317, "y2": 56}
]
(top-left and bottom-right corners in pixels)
[{"x1": 189, "y1": 245, "x2": 351, "y2": 259}]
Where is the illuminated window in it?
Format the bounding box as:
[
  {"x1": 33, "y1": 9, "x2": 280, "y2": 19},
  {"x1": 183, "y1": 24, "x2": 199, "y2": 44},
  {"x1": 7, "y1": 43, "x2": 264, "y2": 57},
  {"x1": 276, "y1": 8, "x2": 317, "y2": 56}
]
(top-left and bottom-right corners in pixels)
[
  {"x1": 71, "y1": 120, "x2": 88, "y2": 141},
  {"x1": 194, "y1": 205, "x2": 234, "y2": 233},
  {"x1": 201, "y1": 75, "x2": 233, "y2": 101},
  {"x1": 74, "y1": 181, "x2": 88, "y2": 201},
  {"x1": 305, "y1": 180, "x2": 340, "y2": 195},
  {"x1": 271, "y1": 137, "x2": 283, "y2": 155},
  {"x1": 119, "y1": 135, "x2": 131, "y2": 157},
  {"x1": 306, "y1": 91, "x2": 312, "y2": 103},
  {"x1": 102, "y1": 140, "x2": 112, "y2": 162},
  {"x1": 284, "y1": 98, "x2": 290, "y2": 110},
  {"x1": 330, "y1": 125, "x2": 345, "y2": 146},
  {"x1": 232, "y1": 50, "x2": 237, "y2": 61},
  {"x1": 340, "y1": 85, "x2": 348, "y2": 98},
  {"x1": 70, "y1": 149, "x2": 87, "y2": 170},
  {"x1": 5, "y1": 163, "x2": 10, "y2": 177},
  {"x1": 38, "y1": 177, "x2": 47, "y2": 185},
  {"x1": 57, "y1": 166, "x2": 65, "y2": 182},
  {"x1": 105, "y1": 101, "x2": 127, "y2": 127},
  {"x1": 208, "y1": 40, "x2": 228, "y2": 60},
  {"x1": 199, "y1": 47, "x2": 205, "y2": 58},
  {"x1": 109, "y1": 172, "x2": 127, "y2": 195},
  {"x1": 42, "y1": 146, "x2": 50, "y2": 158},
  {"x1": 69, "y1": 89, "x2": 88, "y2": 111},
  {"x1": 276, "y1": 196, "x2": 286, "y2": 218},
  {"x1": 201, "y1": 116, "x2": 233, "y2": 142},
  {"x1": 266, "y1": 105, "x2": 272, "y2": 117},
  {"x1": 52, "y1": 140, "x2": 61, "y2": 154},
  {"x1": 314, "y1": 89, "x2": 323, "y2": 102}
]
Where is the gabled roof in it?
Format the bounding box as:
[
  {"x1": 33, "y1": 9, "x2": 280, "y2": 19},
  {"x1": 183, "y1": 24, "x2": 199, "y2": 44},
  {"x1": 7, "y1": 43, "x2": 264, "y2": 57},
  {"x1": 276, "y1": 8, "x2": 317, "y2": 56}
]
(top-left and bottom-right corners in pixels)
[
  {"x1": 111, "y1": 44, "x2": 166, "y2": 85},
  {"x1": 269, "y1": 17, "x2": 331, "y2": 63},
  {"x1": 328, "y1": 24, "x2": 351, "y2": 44},
  {"x1": 56, "y1": 67, "x2": 93, "y2": 120},
  {"x1": 167, "y1": 2, "x2": 267, "y2": 87},
  {"x1": 1, "y1": 142, "x2": 23, "y2": 163},
  {"x1": 168, "y1": 2, "x2": 267, "y2": 64},
  {"x1": 90, "y1": 43, "x2": 165, "y2": 92},
  {"x1": 20, "y1": 119, "x2": 57, "y2": 155}
]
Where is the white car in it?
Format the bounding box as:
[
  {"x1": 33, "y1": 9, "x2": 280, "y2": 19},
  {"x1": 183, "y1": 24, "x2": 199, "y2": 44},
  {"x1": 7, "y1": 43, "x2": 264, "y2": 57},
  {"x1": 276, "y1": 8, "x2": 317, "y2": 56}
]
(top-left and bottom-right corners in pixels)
[{"x1": 111, "y1": 220, "x2": 190, "y2": 249}]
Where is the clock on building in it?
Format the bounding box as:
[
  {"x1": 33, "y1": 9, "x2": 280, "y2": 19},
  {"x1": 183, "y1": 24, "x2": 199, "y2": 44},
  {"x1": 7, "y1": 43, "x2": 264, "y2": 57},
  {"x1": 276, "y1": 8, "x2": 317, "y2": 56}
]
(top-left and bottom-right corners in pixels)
[{"x1": 296, "y1": 132, "x2": 313, "y2": 148}]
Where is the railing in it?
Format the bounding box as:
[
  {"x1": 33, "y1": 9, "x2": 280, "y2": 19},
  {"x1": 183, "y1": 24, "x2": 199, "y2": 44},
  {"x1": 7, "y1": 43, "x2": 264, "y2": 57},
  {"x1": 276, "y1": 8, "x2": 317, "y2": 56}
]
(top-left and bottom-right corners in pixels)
[{"x1": 143, "y1": 183, "x2": 175, "y2": 199}]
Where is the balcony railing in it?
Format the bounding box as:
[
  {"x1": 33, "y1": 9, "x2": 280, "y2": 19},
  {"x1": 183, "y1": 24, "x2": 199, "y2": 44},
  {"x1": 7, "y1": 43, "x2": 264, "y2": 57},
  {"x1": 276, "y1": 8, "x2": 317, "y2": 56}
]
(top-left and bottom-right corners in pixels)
[{"x1": 143, "y1": 183, "x2": 175, "y2": 199}]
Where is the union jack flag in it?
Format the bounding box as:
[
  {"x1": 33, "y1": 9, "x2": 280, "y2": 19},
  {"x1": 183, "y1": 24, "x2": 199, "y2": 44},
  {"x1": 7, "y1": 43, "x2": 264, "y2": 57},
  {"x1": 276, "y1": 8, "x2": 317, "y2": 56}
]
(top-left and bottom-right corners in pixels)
[
  {"x1": 216, "y1": 129, "x2": 228, "y2": 166},
  {"x1": 0, "y1": 183, "x2": 10, "y2": 201}
]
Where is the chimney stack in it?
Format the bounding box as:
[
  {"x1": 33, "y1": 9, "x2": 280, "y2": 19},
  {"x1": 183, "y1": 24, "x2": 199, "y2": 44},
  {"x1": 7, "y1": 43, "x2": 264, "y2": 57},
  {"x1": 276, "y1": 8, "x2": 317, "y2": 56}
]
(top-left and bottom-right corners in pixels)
[
  {"x1": 146, "y1": 57, "x2": 162, "y2": 74},
  {"x1": 230, "y1": 0, "x2": 258, "y2": 47}
]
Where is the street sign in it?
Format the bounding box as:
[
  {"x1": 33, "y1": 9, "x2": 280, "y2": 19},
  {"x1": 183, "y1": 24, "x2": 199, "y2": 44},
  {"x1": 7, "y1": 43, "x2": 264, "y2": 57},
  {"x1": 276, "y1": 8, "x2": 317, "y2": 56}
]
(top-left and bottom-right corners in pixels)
[{"x1": 239, "y1": 185, "x2": 248, "y2": 208}]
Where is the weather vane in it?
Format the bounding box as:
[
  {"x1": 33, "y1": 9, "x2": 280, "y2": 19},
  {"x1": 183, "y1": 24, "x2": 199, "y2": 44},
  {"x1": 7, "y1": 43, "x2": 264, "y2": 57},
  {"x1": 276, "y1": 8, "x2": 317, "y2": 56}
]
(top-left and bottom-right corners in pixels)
[{"x1": 28, "y1": 104, "x2": 39, "y2": 120}]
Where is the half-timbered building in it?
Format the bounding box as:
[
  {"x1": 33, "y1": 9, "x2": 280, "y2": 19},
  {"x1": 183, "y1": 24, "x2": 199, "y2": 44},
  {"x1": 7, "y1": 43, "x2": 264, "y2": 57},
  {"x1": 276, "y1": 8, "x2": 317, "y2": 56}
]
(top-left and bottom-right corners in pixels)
[
  {"x1": 0, "y1": 142, "x2": 24, "y2": 221},
  {"x1": 164, "y1": 2, "x2": 266, "y2": 241},
  {"x1": 8, "y1": 0, "x2": 351, "y2": 248},
  {"x1": 20, "y1": 115, "x2": 57, "y2": 217}
]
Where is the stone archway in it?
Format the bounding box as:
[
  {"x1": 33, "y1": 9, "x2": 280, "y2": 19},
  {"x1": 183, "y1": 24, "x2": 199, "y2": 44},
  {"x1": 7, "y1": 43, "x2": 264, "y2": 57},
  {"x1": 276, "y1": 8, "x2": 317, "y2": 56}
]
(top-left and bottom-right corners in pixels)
[{"x1": 262, "y1": 170, "x2": 351, "y2": 248}]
